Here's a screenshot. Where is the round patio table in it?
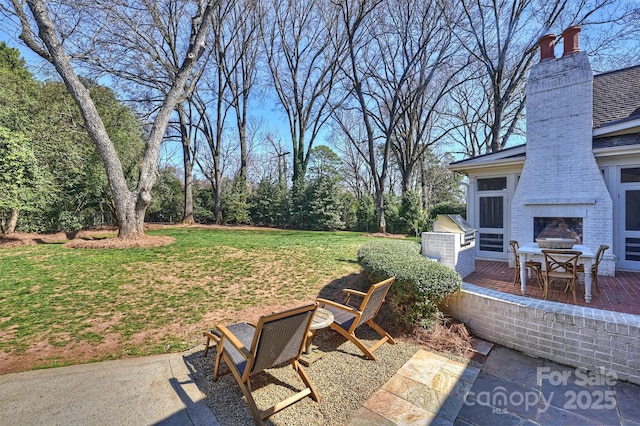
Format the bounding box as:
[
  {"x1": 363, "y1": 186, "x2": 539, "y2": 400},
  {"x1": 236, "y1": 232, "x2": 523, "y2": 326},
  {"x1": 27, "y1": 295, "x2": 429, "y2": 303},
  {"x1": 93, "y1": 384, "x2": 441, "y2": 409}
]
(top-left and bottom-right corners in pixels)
[{"x1": 300, "y1": 307, "x2": 334, "y2": 366}]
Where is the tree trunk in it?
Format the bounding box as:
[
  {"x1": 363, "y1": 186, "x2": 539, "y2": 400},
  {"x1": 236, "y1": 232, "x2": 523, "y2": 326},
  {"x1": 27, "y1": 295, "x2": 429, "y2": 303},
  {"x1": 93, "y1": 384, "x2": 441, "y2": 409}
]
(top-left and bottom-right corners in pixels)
[
  {"x1": 376, "y1": 191, "x2": 386, "y2": 233},
  {"x1": 5, "y1": 209, "x2": 19, "y2": 234},
  {"x1": 490, "y1": 96, "x2": 503, "y2": 153},
  {"x1": 212, "y1": 178, "x2": 222, "y2": 227},
  {"x1": 22, "y1": 0, "x2": 215, "y2": 240},
  {"x1": 401, "y1": 162, "x2": 414, "y2": 195},
  {"x1": 238, "y1": 103, "x2": 248, "y2": 188},
  {"x1": 420, "y1": 160, "x2": 429, "y2": 211},
  {"x1": 182, "y1": 159, "x2": 195, "y2": 224},
  {"x1": 178, "y1": 105, "x2": 195, "y2": 224},
  {"x1": 114, "y1": 192, "x2": 146, "y2": 238}
]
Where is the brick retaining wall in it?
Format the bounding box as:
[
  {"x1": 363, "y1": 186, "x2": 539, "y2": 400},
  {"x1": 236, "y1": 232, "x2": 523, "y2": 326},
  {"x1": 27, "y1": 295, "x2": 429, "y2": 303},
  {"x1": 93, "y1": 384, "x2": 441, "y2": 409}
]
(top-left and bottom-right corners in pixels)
[{"x1": 443, "y1": 283, "x2": 640, "y2": 385}]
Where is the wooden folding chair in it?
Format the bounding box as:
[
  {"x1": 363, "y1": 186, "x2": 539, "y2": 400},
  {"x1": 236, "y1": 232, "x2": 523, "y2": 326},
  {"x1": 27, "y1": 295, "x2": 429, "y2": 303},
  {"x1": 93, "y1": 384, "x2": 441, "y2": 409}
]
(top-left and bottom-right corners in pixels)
[
  {"x1": 317, "y1": 277, "x2": 395, "y2": 360},
  {"x1": 210, "y1": 303, "x2": 319, "y2": 425}
]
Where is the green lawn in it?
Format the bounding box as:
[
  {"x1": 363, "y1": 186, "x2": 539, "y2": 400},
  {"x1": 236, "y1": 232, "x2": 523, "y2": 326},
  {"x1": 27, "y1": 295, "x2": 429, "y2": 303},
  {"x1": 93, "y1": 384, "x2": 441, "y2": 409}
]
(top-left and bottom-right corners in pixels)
[{"x1": 0, "y1": 227, "x2": 375, "y2": 372}]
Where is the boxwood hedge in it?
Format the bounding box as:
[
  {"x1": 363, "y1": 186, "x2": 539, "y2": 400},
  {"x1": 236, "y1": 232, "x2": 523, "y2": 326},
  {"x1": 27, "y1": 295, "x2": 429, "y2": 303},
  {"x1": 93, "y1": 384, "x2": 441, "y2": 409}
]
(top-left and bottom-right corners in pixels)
[{"x1": 357, "y1": 239, "x2": 462, "y2": 329}]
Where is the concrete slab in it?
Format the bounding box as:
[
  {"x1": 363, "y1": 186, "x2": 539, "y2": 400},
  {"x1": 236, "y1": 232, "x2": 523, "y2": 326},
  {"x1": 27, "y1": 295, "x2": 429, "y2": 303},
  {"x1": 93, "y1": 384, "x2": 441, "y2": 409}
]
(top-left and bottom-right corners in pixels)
[{"x1": 0, "y1": 354, "x2": 219, "y2": 426}]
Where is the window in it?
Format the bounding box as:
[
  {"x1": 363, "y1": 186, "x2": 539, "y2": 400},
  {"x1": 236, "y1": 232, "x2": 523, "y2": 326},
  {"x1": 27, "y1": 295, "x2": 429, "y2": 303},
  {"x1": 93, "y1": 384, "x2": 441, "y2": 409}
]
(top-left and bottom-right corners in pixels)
[
  {"x1": 621, "y1": 167, "x2": 640, "y2": 183},
  {"x1": 477, "y1": 177, "x2": 507, "y2": 191}
]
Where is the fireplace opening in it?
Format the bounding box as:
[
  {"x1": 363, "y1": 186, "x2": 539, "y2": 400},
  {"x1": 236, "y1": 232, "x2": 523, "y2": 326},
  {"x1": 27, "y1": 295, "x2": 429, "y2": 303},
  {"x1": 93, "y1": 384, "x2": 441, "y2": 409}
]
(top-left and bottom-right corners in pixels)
[{"x1": 533, "y1": 217, "x2": 583, "y2": 244}]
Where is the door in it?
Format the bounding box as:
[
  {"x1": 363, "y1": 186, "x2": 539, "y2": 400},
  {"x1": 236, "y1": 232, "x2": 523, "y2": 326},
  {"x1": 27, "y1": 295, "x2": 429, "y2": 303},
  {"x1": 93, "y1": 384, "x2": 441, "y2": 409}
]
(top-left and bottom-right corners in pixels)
[
  {"x1": 475, "y1": 177, "x2": 507, "y2": 259},
  {"x1": 618, "y1": 167, "x2": 640, "y2": 270}
]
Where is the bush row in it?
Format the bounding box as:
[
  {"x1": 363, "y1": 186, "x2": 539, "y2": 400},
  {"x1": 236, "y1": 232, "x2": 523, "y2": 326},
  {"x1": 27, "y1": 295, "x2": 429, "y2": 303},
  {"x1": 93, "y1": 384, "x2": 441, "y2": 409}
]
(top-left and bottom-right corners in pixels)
[{"x1": 357, "y1": 239, "x2": 462, "y2": 329}]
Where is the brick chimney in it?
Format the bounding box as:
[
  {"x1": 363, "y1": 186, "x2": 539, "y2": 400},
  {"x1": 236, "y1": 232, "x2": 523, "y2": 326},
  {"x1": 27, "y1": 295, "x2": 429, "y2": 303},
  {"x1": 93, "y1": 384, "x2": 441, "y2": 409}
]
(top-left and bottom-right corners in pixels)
[
  {"x1": 562, "y1": 26, "x2": 581, "y2": 56},
  {"x1": 539, "y1": 33, "x2": 556, "y2": 61},
  {"x1": 511, "y1": 29, "x2": 613, "y2": 264}
]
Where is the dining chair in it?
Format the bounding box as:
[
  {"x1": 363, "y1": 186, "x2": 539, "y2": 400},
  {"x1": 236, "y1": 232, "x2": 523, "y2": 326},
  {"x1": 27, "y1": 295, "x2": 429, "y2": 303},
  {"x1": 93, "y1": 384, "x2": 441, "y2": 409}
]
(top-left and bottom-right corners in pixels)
[
  {"x1": 541, "y1": 250, "x2": 582, "y2": 304},
  {"x1": 574, "y1": 244, "x2": 609, "y2": 295},
  {"x1": 509, "y1": 240, "x2": 543, "y2": 288}
]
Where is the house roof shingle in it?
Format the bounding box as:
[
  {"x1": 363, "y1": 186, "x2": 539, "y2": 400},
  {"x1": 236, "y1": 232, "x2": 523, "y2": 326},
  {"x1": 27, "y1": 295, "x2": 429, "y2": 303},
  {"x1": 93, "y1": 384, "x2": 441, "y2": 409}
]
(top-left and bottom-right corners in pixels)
[{"x1": 593, "y1": 64, "x2": 640, "y2": 128}]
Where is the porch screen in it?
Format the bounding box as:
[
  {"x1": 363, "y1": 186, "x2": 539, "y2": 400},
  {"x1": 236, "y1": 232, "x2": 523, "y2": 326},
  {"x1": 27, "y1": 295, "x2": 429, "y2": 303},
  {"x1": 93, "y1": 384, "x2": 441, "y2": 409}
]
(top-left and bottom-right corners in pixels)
[{"x1": 625, "y1": 190, "x2": 640, "y2": 261}]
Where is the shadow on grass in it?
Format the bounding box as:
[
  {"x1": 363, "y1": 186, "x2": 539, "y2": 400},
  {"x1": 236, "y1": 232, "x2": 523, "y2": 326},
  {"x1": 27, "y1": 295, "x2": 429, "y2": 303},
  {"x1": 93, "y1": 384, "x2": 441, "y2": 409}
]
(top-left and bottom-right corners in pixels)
[{"x1": 314, "y1": 272, "x2": 369, "y2": 301}]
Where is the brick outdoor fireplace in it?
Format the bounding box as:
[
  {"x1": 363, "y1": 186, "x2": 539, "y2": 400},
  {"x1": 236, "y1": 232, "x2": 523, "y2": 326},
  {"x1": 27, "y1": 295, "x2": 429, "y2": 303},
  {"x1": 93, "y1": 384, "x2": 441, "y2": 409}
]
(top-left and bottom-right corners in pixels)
[{"x1": 511, "y1": 27, "x2": 615, "y2": 275}]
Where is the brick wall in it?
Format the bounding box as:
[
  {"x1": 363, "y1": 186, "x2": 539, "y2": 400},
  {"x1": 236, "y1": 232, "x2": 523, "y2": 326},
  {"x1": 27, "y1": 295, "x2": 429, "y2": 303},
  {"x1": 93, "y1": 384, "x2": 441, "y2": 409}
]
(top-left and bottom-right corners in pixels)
[
  {"x1": 443, "y1": 283, "x2": 640, "y2": 385},
  {"x1": 421, "y1": 232, "x2": 475, "y2": 278},
  {"x1": 511, "y1": 51, "x2": 614, "y2": 272}
]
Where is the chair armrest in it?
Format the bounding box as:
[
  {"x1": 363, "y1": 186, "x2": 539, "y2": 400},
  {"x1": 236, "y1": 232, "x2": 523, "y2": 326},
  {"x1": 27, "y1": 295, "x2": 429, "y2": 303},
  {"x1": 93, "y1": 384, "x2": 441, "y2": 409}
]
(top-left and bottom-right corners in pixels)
[
  {"x1": 342, "y1": 289, "x2": 367, "y2": 297},
  {"x1": 216, "y1": 324, "x2": 253, "y2": 359},
  {"x1": 317, "y1": 298, "x2": 360, "y2": 315},
  {"x1": 342, "y1": 288, "x2": 366, "y2": 305}
]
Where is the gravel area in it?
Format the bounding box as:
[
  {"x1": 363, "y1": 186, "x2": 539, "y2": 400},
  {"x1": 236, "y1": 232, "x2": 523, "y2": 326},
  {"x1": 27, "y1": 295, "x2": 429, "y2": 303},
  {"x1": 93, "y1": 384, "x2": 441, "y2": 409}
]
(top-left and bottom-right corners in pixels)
[{"x1": 183, "y1": 326, "x2": 421, "y2": 425}]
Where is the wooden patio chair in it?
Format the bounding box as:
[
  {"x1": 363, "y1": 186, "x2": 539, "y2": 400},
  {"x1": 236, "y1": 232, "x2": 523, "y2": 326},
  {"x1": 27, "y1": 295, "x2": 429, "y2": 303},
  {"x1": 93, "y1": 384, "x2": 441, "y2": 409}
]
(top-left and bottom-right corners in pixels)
[
  {"x1": 574, "y1": 244, "x2": 609, "y2": 295},
  {"x1": 211, "y1": 303, "x2": 319, "y2": 425},
  {"x1": 317, "y1": 276, "x2": 395, "y2": 360},
  {"x1": 509, "y1": 240, "x2": 543, "y2": 288},
  {"x1": 542, "y1": 250, "x2": 582, "y2": 304}
]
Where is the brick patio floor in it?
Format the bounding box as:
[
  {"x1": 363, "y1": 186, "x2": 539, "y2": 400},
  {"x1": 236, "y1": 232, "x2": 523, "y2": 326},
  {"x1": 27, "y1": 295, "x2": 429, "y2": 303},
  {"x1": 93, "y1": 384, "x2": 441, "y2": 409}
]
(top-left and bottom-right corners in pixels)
[{"x1": 464, "y1": 260, "x2": 640, "y2": 316}]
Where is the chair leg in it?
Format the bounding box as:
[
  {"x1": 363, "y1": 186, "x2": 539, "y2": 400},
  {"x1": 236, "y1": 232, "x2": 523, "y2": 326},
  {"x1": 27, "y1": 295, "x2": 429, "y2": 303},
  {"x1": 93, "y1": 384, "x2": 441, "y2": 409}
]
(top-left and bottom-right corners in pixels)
[
  {"x1": 534, "y1": 267, "x2": 544, "y2": 289},
  {"x1": 202, "y1": 331, "x2": 220, "y2": 357},
  {"x1": 593, "y1": 271, "x2": 601, "y2": 295},
  {"x1": 543, "y1": 278, "x2": 551, "y2": 300},
  {"x1": 258, "y1": 361, "x2": 318, "y2": 421},
  {"x1": 367, "y1": 320, "x2": 396, "y2": 348},
  {"x1": 238, "y1": 376, "x2": 264, "y2": 425},
  {"x1": 213, "y1": 340, "x2": 224, "y2": 381},
  {"x1": 292, "y1": 360, "x2": 319, "y2": 402},
  {"x1": 203, "y1": 335, "x2": 211, "y2": 357},
  {"x1": 513, "y1": 264, "x2": 521, "y2": 286},
  {"x1": 329, "y1": 323, "x2": 376, "y2": 360}
]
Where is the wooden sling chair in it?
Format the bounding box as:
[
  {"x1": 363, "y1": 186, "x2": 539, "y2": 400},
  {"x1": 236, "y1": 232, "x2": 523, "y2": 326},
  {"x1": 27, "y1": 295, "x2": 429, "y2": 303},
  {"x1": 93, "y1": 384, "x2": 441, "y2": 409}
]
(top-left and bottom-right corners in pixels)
[
  {"x1": 210, "y1": 303, "x2": 319, "y2": 425},
  {"x1": 317, "y1": 276, "x2": 395, "y2": 360}
]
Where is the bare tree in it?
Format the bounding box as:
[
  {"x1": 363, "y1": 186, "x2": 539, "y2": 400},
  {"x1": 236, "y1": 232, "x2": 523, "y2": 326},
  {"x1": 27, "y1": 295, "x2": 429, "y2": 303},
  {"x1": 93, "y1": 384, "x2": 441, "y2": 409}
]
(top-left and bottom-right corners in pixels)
[
  {"x1": 7, "y1": 0, "x2": 215, "y2": 238},
  {"x1": 330, "y1": 117, "x2": 373, "y2": 199},
  {"x1": 174, "y1": 100, "x2": 199, "y2": 223},
  {"x1": 191, "y1": 87, "x2": 231, "y2": 224},
  {"x1": 419, "y1": 150, "x2": 463, "y2": 211},
  {"x1": 456, "y1": 0, "x2": 637, "y2": 154},
  {"x1": 385, "y1": 0, "x2": 469, "y2": 193},
  {"x1": 445, "y1": 66, "x2": 493, "y2": 158},
  {"x1": 331, "y1": 0, "x2": 389, "y2": 232},
  {"x1": 334, "y1": 0, "x2": 459, "y2": 232},
  {"x1": 261, "y1": 0, "x2": 343, "y2": 189},
  {"x1": 219, "y1": 0, "x2": 262, "y2": 190}
]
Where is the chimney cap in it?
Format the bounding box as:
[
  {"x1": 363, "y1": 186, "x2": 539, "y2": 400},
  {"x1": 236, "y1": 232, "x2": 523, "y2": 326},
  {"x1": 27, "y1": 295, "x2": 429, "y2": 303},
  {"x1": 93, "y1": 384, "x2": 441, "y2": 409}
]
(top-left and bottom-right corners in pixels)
[
  {"x1": 539, "y1": 33, "x2": 556, "y2": 61},
  {"x1": 562, "y1": 26, "x2": 581, "y2": 56}
]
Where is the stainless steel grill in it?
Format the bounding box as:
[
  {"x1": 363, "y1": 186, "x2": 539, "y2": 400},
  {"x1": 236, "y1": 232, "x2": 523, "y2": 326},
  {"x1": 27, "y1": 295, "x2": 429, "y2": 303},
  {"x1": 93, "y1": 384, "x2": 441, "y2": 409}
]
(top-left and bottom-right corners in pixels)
[{"x1": 433, "y1": 214, "x2": 476, "y2": 246}]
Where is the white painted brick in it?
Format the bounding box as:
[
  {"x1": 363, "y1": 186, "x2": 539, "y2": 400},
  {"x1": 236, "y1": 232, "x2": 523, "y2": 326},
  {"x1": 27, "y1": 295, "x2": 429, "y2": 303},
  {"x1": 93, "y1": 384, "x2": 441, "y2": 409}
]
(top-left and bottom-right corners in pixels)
[
  {"x1": 510, "y1": 53, "x2": 613, "y2": 269},
  {"x1": 444, "y1": 283, "x2": 640, "y2": 386}
]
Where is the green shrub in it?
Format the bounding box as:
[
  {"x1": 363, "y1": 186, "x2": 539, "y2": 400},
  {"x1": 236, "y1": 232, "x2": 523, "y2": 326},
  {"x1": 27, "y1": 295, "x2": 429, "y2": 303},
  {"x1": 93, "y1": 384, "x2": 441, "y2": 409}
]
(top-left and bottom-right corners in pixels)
[
  {"x1": 357, "y1": 239, "x2": 462, "y2": 329},
  {"x1": 428, "y1": 202, "x2": 466, "y2": 220}
]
